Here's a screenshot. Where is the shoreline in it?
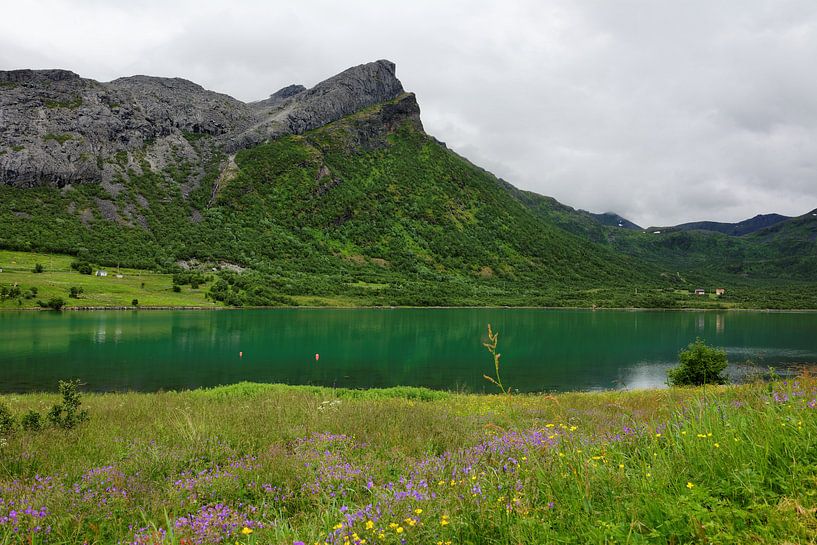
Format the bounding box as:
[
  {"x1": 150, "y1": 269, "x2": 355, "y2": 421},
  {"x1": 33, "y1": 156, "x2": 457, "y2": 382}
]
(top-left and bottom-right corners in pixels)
[{"x1": 2, "y1": 304, "x2": 817, "y2": 312}]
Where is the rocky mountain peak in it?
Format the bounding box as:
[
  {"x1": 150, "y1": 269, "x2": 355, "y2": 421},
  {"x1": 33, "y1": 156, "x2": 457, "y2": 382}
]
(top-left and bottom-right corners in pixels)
[
  {"x1": 1, "y1": 59, "x2": 411, "y2": 187},
  {"x1": 0, "y1": 69, "x2": 80, "y2": 84}
]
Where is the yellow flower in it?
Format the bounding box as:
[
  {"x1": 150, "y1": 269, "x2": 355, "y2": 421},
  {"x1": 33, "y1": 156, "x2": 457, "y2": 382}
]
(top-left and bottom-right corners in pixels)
[
  {"x1": 655, "y1": 433, "x2": 662, "y2": 438},
  {"x1": 388, "y1": 522, "x2": 398, "y2": 529},
  {"x1": 714, "y1": 442, "x2": 720, "y2": 448},
  {"x1": 414, "y1": 508, "x2": 423, "y2": 515},
  {"x1": 646, "y1": 472, "x2": 651, "y2": 478},
  {"x1": 241, "y1": 527, "x2": 253, "y2": 535},
  {"x1": 396, "y1": 526, "x2": 404, "y2": 534},
  {"x1": 619, "y1": 463, "x2": 624, "y2": 469},
  {"x1": 365, "y1": 520, "x2": 374, "y2": 530},
  {"x1": 686, "y1": 482, "x2": 695, "y2": 489},
  {"x1": 334, "y1": 523, "x2": 344, "y2": 530}
]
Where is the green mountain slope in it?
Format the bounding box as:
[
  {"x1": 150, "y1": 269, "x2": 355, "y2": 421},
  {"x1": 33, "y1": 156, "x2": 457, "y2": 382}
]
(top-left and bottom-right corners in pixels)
[
  {"x1": 512, "y1": 189, "x2": 817, "y2": 281},
  {"x1": 0, "y1": 94, "x2": 672, "y2": 307}
]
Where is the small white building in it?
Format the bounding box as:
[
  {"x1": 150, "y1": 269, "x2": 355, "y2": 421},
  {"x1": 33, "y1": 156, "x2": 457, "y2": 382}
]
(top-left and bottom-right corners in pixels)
[
  {"x1": 694, "y1": 288, "x2": 705, "y2": 296},
  {"x1": 95, "y1": 270, "x2": 108, "y2": 277},
  {"x1": 115, "y1": 274, "x2": 124, "y2": 279}
]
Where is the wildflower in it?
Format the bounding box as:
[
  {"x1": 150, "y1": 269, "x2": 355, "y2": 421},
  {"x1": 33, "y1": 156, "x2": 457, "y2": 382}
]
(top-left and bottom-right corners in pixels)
[
  {"x1": 395, "y1": 526, "x2": 404, "y2": 534},
  {"x1": 388, "y1": 523, "x2": 398, "y2": 529},
  {"x1": 714, "y1": 443, "x2": 720, "y2": 448},
  {"x1": 414, "y1": 508, "x2": 423, "y2": 515},
  {"x1": 334, "y1": 523, "x2": 344, "y2": 530},
  {"x1": 619, "y1": 463, "x2": 624, "y2": 469},
  {"x1": 655, "y1": 433, "x2": 662, "y2": 438},
  {"x1": 241, "y1": 527, "x2": 253, "y2": 535},
  {"x1": 686, "y1": 482, "x2": 695, "y2": 489},
  {"x1": 365, "y1": 520, "x2": 374, "y2": 530}
]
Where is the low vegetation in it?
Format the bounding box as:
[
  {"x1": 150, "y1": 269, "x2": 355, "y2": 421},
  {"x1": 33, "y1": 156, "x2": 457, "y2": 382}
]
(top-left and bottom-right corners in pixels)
[{"x1": 0, "y1": 375, "x2": 815, "y2": 544}]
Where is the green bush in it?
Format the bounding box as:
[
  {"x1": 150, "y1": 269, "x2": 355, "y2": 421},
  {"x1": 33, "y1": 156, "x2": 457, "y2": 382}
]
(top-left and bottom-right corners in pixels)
[
  {"x1": 68, "y1": 286, "x2": 84, "y2": 298},
  {"x1": 45, "y1": 297, "x2": 65, "y2": 311},
  {"x1": 131, "y1": 299, "x2": 139, "y2": 307},
  {"x1": 21, "y1": 410, "x2": 42, "y2": 432},
  {"x1": 47, "y1": 379, "x2": 89, "y2": 429},
  {"x1": 668, "y1": 338, "x2": 728, "y2": 386},
  {"x1": 33, "y1": 263, "x2": 44, "y2": 273},
  {"x1": 71, "y1": 260, "x2": 93, "y2": 275},
  {"x1": 0, "y1": 402, "x2": 15, "y2": 435}
]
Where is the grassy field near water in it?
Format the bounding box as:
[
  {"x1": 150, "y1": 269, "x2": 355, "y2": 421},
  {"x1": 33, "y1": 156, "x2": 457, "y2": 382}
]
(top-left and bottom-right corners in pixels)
[
  {"x1": 0, "y1": 250, "x2": 216, "y2": 309},
  {"x1": 0, "y1": 378, "x2": 816, "y2": 544}
]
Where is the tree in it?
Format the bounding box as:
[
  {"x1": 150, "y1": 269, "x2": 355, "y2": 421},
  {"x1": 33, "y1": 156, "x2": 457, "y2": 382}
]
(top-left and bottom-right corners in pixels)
[
  {"x1": 131, "y1": 299, "x2": 139, "y2": 307},
  {"x1": 71, "y1": 261, "x2": 93, "y2": 275},
  {"x1": 668, "y1": 338, "x2": 728, "y2": 386},
  {"x1": 45, "y1": 297, "x2": 65, "y2": 311},
  {"x1": 33, "y1": 263, "x2": 44, "y2": 273},
  {"x1": 68, "y1": 286, "x2": 84, "y2": 299}
]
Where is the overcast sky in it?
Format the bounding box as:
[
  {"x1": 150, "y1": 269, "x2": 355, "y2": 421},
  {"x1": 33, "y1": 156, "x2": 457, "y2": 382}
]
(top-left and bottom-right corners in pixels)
[{"x1": 2, "y1": 1, "x2": 816, "y2": 227}]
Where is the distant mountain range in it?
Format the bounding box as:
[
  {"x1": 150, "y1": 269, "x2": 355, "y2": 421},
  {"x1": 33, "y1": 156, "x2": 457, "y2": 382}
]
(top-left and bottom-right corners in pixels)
[{"x1": 1, "y1": 60, "x2": 815, "y2": 307}]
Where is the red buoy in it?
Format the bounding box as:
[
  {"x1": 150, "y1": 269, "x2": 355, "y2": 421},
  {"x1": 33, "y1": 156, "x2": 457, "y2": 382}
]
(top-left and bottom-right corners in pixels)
[{"x1": 315, "y1": 353, "x2": 320, "y2": 361}]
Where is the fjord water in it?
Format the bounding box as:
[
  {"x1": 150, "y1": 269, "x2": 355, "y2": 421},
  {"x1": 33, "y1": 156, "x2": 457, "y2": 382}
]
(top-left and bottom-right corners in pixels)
[{"x1": 1, "y1": 309, "x2": 815, "y2": 393}]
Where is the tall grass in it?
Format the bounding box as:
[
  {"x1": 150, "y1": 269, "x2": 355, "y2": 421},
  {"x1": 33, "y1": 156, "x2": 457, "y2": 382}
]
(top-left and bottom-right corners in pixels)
[{"x1": 0, "y1": 377, "x2": 815, "y2": 543}]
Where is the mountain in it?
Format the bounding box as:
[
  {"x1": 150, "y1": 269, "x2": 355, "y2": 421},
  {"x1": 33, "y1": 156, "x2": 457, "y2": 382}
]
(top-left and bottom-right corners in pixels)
[
  {"x1": 647, "y1": 213, "x2": 791, "y2": 237},
  {"x1": 589, "y1": 212, "x2": 642, "y2": 230},
  {"x1": 1, "y1": 61, "x2": 402, "y2": 188},
  {"x1": 1, "y1": 61, "x2": 815, "y2": 308},
  {"x1": 0, "y1": 61, "x2": 667, "y2": 307}
]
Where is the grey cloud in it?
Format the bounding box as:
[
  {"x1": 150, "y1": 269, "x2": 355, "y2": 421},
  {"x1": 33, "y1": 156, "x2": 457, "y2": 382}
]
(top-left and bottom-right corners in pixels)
[{"x1": 2, "y1": 0, "x2": 816, "y2": 227}]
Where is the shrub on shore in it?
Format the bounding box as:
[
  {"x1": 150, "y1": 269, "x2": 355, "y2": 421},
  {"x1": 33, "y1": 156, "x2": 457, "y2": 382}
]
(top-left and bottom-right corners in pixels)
[{"x1": 668, "y1": 338, "x2": 729, "y2": 386}]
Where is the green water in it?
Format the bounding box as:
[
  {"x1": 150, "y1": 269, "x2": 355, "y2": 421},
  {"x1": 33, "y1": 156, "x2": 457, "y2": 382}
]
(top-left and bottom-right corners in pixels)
[{"x1": 0, "y1": 309, "x2": 815, "y2": 393}]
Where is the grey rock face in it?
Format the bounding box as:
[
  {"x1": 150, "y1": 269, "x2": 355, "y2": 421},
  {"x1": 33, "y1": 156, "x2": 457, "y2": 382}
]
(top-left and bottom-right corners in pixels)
[
  {"x1": 1, "y1": 60, "x2": 406, "y2": 187},
  {"x1": 252, "y1": 84, "x2": 307, "y2": 108}
]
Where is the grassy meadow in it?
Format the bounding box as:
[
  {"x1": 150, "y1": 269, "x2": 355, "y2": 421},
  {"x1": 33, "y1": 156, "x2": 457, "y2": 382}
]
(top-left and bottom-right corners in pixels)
[
  {"x1": 0, "y1": 250, "x2": 217, "y2": 309},
  {"x1": 1, "y1": 377, "x2": 816, "y2": 544}
]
